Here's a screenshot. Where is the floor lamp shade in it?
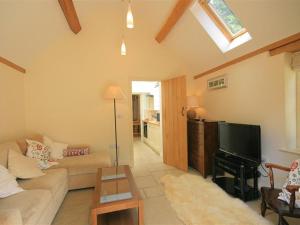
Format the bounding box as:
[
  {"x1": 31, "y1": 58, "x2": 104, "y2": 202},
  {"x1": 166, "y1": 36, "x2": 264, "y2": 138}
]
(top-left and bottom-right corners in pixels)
[{"x1": 104, "y1": 85, "x2": 126, "y2": 100}]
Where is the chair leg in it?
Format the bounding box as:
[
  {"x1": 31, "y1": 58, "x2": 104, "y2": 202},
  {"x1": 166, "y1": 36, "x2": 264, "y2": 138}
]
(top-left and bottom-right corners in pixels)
[
  {"x1": 261, "y1": 193, "x2": 267, "y2": 217},
  {"x1": 278, "y1": 215, "x2": 289, "y2": 225},
  {"x1": 278, "y1": 215, "x2": 283, "y2": 225},
  {"x1": 282, "y1": 217, "x2": 289, "y2": 225}
]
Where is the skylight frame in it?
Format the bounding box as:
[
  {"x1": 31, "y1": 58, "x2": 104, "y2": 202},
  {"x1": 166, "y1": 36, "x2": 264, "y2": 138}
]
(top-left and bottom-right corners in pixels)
[{"x1": 199, "y1": 0, "x2": 247, "y2": 42}]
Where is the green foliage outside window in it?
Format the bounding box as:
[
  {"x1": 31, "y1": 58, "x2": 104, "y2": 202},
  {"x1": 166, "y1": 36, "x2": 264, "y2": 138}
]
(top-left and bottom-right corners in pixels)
[{"x1": 208, "y1": 0, "x2": 244, "y2": 35}]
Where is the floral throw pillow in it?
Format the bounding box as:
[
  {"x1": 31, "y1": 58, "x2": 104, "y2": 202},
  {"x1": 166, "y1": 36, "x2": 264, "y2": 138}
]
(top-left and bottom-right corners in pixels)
[
  {"x1": 278, "y1": 159, "x2": 300, "y2": 208},
  {"x1": 26, "y1": 140, "x2": 51, "y2": 169}
]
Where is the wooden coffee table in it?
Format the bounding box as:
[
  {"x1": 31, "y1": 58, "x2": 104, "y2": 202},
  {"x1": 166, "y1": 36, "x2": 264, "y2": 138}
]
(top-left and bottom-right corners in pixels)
[{"x1": 91, "y1": 165, "x2": 144, "y2": 225}]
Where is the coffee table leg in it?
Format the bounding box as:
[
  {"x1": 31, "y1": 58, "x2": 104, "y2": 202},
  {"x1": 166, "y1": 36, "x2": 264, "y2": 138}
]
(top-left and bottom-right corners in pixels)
[{"x1": 138, "y1": 200, "x2": 144, "y2": 225}]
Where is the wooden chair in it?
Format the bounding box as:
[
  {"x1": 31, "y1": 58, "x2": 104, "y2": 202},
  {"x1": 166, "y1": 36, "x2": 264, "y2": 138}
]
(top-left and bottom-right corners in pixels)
[{"x1": 261, "y1": 163, "x2": 300, "y2": 225}]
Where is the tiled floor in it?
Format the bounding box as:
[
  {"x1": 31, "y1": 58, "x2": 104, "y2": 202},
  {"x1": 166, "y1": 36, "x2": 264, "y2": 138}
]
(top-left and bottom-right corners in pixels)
[
  {"x1": 52, "y1": 140, "x2": 298, "y2": 225},
  {"x1": 132, "y1": 140, "x2": 185, "y2": 225}
]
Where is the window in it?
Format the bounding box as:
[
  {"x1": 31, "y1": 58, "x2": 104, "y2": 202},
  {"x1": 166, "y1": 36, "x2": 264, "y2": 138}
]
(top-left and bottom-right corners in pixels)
[
  {"x1": 296, "y1": 72, "x2": 300, "y2": 148},
  {"x1": 199, "y1": 0, "x2": 246, "y2": 42},
  {"x1": 295, "y1": 62, "x2": 300, "y2": 150},
  {"x1": 283, "y1": 53, "x2": 299, "y2": 152}
]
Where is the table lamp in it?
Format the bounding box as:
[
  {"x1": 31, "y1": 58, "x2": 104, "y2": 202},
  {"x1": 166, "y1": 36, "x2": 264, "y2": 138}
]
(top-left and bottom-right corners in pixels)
[{"x1": 186, "y1": 95, "x2": 201, "y2": 120}]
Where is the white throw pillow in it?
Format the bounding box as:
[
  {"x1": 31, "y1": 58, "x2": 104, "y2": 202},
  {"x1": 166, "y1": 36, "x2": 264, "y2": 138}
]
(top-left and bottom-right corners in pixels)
[
  {"x1": 0, "y1": 165, "x2": 23, "y2": 198},
  {"x1": 8, "y1": 149, "x2": 45, "y2": 179},
  {"x1": 26, "y1": 139, "x2": 51, "y2": 169},
  {"x1": 43, "y1": 136, "x2": 68, "y2": 160}
]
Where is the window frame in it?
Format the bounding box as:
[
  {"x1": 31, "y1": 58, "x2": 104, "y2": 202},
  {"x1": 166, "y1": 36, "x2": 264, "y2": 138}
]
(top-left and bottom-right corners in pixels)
[{"x1": 199, "y1": 0, "x2": 247, "y2": 42}]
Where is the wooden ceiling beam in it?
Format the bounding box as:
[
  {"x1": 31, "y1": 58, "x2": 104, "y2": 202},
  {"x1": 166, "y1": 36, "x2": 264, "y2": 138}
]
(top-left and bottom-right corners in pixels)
[
  {"x1": 58, "y1": 0, "x2": 81, "y2": 34},
  {"x1": 194, "y1": 32, "x2": 300, "y2": 79},
  {"x1": 0, "y1": 56, "x2": 26, "y2": 73},
  {"x1": 269, "y1": 39, "x2": 300, "y2": 56},
  {"x1": 155, "y1": 0, "x2": 193, "y2": 43}
]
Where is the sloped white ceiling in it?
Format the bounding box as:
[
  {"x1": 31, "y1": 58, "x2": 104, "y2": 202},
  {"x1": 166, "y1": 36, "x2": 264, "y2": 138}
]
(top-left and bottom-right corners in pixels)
[
  {"x1": 161, "y1": 0, "x2": 300, "y2": 75},
  {"x1": 0, "y1": 0, "x2": 299, "y2": 75},
  {"x1": 0, "y1": 0, "x2": 67, "y2": 67}
]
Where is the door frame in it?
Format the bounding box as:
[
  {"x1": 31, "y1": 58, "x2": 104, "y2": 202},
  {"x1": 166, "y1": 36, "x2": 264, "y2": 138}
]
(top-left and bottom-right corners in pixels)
[
  {"x1": 130, "y1": 80, "x2": 164, "y2": 162},
  {"x1": 130, "y1": 77, "x2": 188, "y2": 171}
]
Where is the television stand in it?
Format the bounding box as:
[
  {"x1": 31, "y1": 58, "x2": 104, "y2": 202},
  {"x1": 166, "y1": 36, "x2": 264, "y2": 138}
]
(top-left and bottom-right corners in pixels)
[{"x1": 212, "y1": 153, "x2": 260, "y2": 201}]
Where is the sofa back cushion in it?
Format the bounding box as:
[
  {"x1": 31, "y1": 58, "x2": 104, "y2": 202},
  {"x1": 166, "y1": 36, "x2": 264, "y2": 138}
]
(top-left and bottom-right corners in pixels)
[
  {"x1": 0, "y1": 142, "x2": 22, "y2": 169},
  {"x1": 16, "y1": 134, "x2": 43, "y2": 155},
  {"x1": 8, "y1": 150, "x2": 45, "y2": 179}
]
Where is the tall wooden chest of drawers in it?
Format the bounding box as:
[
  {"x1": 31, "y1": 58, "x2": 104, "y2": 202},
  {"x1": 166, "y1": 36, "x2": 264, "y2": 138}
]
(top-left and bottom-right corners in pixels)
[{"x1": 187, "y1": 120, "x2": 218, "y2": 178}]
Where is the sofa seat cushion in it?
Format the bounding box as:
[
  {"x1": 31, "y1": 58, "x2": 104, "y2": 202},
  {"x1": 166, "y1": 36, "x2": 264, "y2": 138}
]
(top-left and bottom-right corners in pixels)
[
  {"x1": 0, "y1": 189, "x2": 51, "y2": 225},
  {"x1": 18, "y1": 168, "x2": 67, "y2": 195},
  {"x1": 53, "y1": 151, "x2": 111, "y2": 176},
  {"x1": 0, "y1": 209, "x2": 22, "y2": 225}
]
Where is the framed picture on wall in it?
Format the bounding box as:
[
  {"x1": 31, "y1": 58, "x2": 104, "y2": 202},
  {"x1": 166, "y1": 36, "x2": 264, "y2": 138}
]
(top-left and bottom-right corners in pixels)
[{"x1": 207, "y1": 75, "x2": 227, "y2": 90}]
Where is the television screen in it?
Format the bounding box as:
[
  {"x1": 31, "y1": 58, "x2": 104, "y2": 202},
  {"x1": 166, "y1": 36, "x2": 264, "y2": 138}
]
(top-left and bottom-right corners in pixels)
[{"x1": 218, "y1": 122, "x2": 261, "y2": 163}]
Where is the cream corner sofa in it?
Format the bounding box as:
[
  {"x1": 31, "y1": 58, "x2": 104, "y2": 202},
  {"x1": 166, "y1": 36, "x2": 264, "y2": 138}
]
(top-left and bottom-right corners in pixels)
[{"x1": 0, "y1": 135, "x2": 112, "y2": 225}]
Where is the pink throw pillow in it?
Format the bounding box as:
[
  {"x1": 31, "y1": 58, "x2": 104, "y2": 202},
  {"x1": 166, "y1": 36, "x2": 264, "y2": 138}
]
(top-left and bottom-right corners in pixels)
[{"x1": 63, "y1": 147, "x2": 89, "y2": 157}]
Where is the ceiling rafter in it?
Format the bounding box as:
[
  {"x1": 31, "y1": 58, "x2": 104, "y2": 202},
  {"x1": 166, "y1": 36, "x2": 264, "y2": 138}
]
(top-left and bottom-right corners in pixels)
[
  {"x1": 194, "y1": 32, "x2": 300, "y2": 79},
  {"x1": 269, "y1": 39, "x2": 300, "y2": 56},
  {"x1": 155, "y1": 0, "x2": 193, "y2": 43},
  {"x1": 58, "y1": 0, "x2": 81, "y2": 34},
  {"x1": 0, "y1": 56, "x2": 26, "y2": 73}
]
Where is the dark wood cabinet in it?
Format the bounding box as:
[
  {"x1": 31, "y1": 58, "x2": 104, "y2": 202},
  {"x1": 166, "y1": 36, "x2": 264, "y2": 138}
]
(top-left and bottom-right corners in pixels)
[{"x1": 187, "y1": 120, "x2": 218, "y2": 178}]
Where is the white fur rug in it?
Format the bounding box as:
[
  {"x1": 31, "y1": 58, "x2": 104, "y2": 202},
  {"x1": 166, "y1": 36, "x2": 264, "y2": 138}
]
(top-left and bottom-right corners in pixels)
[{"x1": 161, "y1": 174, "x2": 272, "y2": 225}]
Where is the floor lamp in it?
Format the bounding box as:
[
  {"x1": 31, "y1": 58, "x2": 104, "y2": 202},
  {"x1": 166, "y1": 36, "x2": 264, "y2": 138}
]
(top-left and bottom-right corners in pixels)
[{"x1": 104, "y1": 85, "x2": 126, "y2": 168}]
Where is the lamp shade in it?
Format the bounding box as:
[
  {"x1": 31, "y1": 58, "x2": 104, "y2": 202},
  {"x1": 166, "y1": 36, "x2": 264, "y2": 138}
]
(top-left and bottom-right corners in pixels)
[
  {"x1": 104, "y1": 85, "x2": 126, "y2": 100},
  {"x1": 126, "y1": 4, "x2": 134, "y2": 29},
  {"x1": 187, "y1": 95, "x2": 200, "y2": 107}
]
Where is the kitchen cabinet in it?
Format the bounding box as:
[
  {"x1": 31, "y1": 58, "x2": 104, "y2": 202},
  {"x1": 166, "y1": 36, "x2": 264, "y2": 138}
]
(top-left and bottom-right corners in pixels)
[
  {"x1": 143, "y1": 122, "x2": 162, "y2": 155},
  {"x1": 146, "y1": 95, "x2": 154, "y2": 110}
]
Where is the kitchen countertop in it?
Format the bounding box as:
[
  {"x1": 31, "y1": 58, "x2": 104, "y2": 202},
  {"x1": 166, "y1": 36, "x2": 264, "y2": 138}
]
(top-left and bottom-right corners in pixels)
[{"x1": 143, "y1": 119, "x2": 160, "y2": 126}]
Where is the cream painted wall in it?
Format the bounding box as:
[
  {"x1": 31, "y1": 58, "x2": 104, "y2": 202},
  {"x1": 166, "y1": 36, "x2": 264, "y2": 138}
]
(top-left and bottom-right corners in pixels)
[
  {"x1": 0, "y1": 65, "x2": 25, "y2": 142},
  {"x1": 24, "y1": 3, "x2": 188, "y2": 166},
  {"x1": 191, "y1": 52, "x2": 298, "y2": 187}
]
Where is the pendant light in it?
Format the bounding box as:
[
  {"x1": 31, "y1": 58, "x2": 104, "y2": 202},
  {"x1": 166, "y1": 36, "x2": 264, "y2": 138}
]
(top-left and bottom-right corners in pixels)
[
  {"x1": 121, "y1": 39, "x2": 126, "y2": 56},
  {"x1": 126, "y1": 1, "x2": 134, "y2": 29}
]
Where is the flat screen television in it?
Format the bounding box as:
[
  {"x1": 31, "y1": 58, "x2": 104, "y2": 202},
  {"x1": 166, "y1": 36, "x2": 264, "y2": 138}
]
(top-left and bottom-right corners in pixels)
[{"x1": 218, "y1": 122, "x2": 261, "y2": 164}]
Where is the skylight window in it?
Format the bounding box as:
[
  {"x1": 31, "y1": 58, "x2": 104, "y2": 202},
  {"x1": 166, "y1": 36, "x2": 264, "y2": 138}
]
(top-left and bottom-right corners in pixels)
[{"x1": 199, "y1": 0, "x2": 246, "y2": 41}]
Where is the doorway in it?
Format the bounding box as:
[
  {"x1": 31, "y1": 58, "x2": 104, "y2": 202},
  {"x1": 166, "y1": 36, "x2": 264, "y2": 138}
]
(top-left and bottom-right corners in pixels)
[{"x1": 131, "y1": 81, "x2": 163, "y2": 158}]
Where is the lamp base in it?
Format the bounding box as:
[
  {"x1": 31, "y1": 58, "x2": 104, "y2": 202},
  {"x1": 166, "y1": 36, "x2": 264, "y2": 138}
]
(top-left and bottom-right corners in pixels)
[{"x1": 187, "y1": 109, "x2": 197, "y2": 119}]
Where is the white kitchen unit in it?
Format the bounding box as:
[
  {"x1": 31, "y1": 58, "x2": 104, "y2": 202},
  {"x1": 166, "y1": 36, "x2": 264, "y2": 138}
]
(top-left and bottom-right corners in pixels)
[{"x1": 143, "y1": 121, "x2": 162, "y2": 155}]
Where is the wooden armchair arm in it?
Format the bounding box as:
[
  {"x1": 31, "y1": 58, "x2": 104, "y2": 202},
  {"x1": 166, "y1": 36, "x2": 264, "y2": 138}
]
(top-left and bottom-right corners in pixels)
[
  {"x1": 286, "y1": 185, "x2": 300, "y2": 212},
  {"x1": 265, "y1": 163, "x2": 290, "y2": 171},
  {"x1": 286, "y1": 185, "x2": 300, "y2": 193},
  {"x1": 265, "y1": 163, "x2": 290, "y2": 189}
]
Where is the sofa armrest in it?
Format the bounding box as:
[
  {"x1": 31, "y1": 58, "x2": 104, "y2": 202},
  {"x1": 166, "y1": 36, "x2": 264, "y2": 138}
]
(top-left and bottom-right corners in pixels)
[{"x1": 0, "y1": 209, "x2": 23, "y2": 225}]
